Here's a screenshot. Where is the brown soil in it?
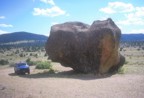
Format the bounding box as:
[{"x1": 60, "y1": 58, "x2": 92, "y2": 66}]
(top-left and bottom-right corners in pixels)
[{"x1": 0, "y1": 64, "x2": 144, "y2": 98}]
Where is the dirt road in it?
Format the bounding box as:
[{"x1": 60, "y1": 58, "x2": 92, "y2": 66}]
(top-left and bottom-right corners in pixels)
[{"x1": 0, "y1": 64, "x2": 144, "y2": 98}]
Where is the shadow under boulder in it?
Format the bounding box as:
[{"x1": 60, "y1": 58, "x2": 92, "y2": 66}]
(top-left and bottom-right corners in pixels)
[{"x1": 45, "y1": 18, "x2": 125, "y2": 74}]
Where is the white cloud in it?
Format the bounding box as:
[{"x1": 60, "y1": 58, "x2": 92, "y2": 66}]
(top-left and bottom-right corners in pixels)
[
  {"x1": 117, "y1": 7, "x2": 144, "y2": 25},
  {"x1": 109, "y1": 2, "x2": 134, "y2": 13},
  {"x1": 40, "y1": 0, "x2": 55, "y2": 5},
  {"x1": 135, "y1": 7, "x2": 144, "y2": 17},
  {"x1": 129, "y1": 29, "x2": 144, "y2": 34},
  {"x1": 100, "y1": 2, "x2": 144, "y2": 26},
  {"x1": 0, "y1": 24, "x2": 13, "y2": 28},
  {"x1": 117, "y1": 18, "x2": 144, "y2": 25},
  {"x1": 33, "y1": 6, "x2": 66, "y2": 17},
  {"x1": 0, "y1": 16, "x2": 5, "y2": 19},
  {"x1": 0, "y1": 30, "x2": 9, "y2": 34},
  {"x1": 100, "y1": 2, "x2": 134, "y2": 14},
  {"x1": 33, "y1": 0, "x2": 69, "y2": 17},
  {"x1": 100, "y1": 7, "x2": 115, "y2": 14}
]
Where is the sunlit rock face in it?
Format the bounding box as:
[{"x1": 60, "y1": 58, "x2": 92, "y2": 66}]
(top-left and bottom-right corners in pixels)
[{"x1": 45, "y1": 18, "x2": 125, "y2": 74}]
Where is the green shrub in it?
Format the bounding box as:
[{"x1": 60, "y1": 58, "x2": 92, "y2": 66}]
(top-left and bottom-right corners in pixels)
[
  {"x1": 19, "y1": 53, "x2": 25, "y2": 57},
  {"x1": 0, "y1": 59, "x2": 9, "y2": 65},
  {"x1": 124, "y1": 61, "x2": 129, "y2": 64},
  {"x1": 26, "y1": 58, "x2": 36, "y2": 66},
  {"x1": 26, "y1": 58, "x2": 31, "y2": 63},
  {"x1": 36, "y1": 61, "x2": 52, "y2": 69},
  {"x1": 117, "y1": 67, "x2": 125, "y2": 74}
]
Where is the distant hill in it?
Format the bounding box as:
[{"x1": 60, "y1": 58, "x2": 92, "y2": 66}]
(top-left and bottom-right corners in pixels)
[
  {"x1": 0, "y1": 31, "x2": 48, "y2": 44},
  {"x1": 0, "y1": 31, "x2": 48, "y2": 48},
  {"x1": 121, "y1": 34, "x2": 144, "y2": 41}
]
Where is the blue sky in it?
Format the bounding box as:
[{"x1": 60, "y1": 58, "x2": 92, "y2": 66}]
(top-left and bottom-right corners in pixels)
[{"x1": 0, "y1": 0, "x2": 144, "y2": 36}]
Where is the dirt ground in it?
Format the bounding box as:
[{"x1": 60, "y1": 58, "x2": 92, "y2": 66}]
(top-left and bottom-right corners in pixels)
[{"x1": 0, "y1": 63, "x2": 144, "y2": 98}]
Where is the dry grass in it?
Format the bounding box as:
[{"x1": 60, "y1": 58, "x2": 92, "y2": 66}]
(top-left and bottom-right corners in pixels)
[
  {"x1": 120, "y1": 47, "x2": 144, "y2": 74},
  {"x1": 0, "y1": 47, "x2": 48, "y2": 66}
]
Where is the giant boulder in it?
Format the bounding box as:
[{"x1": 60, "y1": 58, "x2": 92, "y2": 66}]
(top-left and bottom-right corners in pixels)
[{"x1": 45, "y1": 18, "x2": 125, "y2": 74}]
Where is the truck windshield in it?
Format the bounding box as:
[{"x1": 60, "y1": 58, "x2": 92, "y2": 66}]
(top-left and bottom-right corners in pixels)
[{"x1": 17, "y1": 63, "x2": 26, "y2": 67}]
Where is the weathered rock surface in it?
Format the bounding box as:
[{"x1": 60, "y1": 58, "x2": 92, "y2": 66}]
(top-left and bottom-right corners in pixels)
[{"x1": 45, "y1": 18, "x2": 125, "y2": 74}]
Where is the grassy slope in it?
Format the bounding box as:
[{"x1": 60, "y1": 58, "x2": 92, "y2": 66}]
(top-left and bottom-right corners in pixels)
[{"x1": 120, "y1": 47, "x2": 144, "y2": 74}]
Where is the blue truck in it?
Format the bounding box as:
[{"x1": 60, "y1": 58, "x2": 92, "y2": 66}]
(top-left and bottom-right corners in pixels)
[{"x1": 14, "y1": 62, "x2": 30, "y2": 75}]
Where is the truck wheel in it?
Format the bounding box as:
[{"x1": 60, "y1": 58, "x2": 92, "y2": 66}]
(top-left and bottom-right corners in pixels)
[{"x1": 28, "y1": 70, "x2": 30, "y2": 74}]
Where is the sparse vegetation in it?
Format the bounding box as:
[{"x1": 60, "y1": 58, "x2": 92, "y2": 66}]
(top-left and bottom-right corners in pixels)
[
  {"x1": 124, "y1": 61, "x2": 129, "y2": 64},
  {"x1": 0, "y1": 59, "x2": 9, "y2": 65},
  {"x1": 26, "y1": 58, "x2": 36, "y2": 66},
  {"x1": 36, "y1": 61, "x2": 53, "y2": 70},
  {"x1": 19, "y1": 53, "x2": 25, "y2": 57},
  {"x1": 117, "y1": 67, "x2": 126, "y2": 74}
]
